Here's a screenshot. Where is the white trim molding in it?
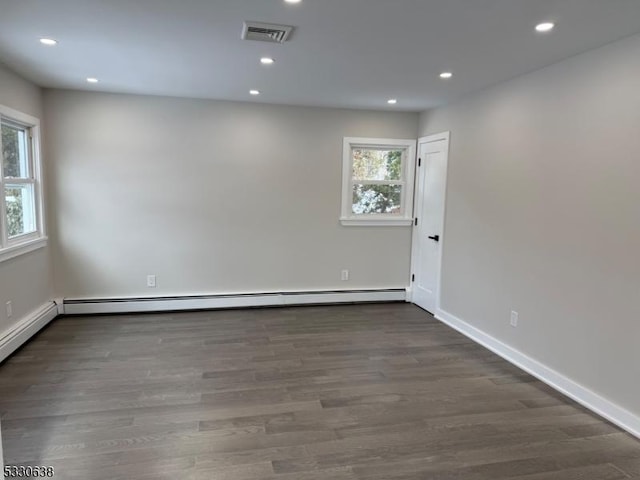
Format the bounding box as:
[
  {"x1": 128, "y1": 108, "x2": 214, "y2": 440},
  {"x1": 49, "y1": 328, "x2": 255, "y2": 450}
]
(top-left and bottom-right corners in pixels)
[
  {"x1": 435, "y1": 308, "x2": 640, "y2": 440},
  {"x1": 0, "y1": 301, "x2": 58, "y2": 364},
  {"x1": 340, "y1": 218, "x2": 413, "y2": 227},
  {"x1": 420, "y1": 131, "x2": 450, "y2": 144},
  {"x1": 0, "y1": 236, "x2": 47, "y2": 263},
  {"x1": 63, "y1": 289, "x2": 409, "y2": 315}
]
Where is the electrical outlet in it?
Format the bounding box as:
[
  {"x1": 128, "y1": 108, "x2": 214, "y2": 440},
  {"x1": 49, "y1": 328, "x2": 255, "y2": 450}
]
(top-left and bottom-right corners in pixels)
[
  {"x1": 510, "y1": 311, "x2": 519, "y2": 328},
  {"x1": 341, "y1": 270, "x2": 349, "y2": 281},
  {"x1": 6, "y1": 301, "x2": 12, "y2": 318},
  {"x1": 147, "y1": 275, "x2": 157, "y2": 288}
]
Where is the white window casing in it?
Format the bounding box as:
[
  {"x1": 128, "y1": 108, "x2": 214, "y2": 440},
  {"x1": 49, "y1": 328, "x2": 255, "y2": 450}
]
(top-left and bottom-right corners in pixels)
[
  {"x1": 0, "y1": 105, "x2": 47, "y2": 263},
  {"x1": 341, "y1": 137, "x2": 416, "y2": 226}
]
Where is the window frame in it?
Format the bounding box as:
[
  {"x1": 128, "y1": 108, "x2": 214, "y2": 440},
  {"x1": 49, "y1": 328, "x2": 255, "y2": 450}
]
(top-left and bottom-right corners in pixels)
[
  {"x1": 340, "y1": 137, "x2": 416, "y2": 226},
  {"x1": 0, "y1": 104, "x2": 47, "y2": 263}
]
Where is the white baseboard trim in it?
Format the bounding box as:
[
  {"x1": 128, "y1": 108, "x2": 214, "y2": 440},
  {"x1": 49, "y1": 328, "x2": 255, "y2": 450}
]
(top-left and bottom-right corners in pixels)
[
  {"x1": 63, "y1": 289, "x2": 408, "y2": 315},
  {"x1": 0, "y1": 302, "x2": 58, "y2": 364},
  {"x1": 435, "y1": 308, "x2": 640, "y2": 440}
]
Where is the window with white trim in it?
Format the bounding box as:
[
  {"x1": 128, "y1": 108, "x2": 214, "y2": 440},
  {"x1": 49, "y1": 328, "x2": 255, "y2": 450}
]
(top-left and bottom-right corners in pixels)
[
  {"x1": 341, "y1": 137, "x2": 416, "y2": 226},
  {"x1": 0, "y1": 105, "x2": 46, "y2": 261}
]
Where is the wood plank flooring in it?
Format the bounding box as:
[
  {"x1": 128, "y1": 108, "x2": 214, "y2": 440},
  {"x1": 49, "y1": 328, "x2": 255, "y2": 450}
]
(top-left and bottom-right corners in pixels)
[{"x1": 0, "y1": 303, "x2": 638, "y2": 479}]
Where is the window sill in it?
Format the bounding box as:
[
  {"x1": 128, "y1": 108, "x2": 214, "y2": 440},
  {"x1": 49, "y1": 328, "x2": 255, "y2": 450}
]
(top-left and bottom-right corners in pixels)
[
  {"x1": 340, "y1": 218, "x2": 413, "y2": 227},
  {"x1": 0, "y1": 236, "x2": 48, "y2": 264}
]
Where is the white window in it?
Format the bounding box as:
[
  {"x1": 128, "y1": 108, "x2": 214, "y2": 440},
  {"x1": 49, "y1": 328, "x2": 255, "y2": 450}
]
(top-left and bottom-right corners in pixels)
[
  {"x1": 0, "y1": 105, "x2": 46, "y2": 262},
  {"x1": 341, "y1": 137, "x2": 416, "y2": 226}
]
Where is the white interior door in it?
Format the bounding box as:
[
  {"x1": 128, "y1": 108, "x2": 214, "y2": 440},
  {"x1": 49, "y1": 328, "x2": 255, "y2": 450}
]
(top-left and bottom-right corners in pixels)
[{"x1": 411, "y1": 133, "x2": 449, "y2": 314}]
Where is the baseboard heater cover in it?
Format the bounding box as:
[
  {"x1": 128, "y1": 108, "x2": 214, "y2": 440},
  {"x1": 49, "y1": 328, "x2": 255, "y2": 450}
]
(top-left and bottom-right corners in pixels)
[
  {"x1": 63, "y1": 289, "x2": 408, "y2": 315},
  {"x1": 0, "y1": 302, "x2": 58, "y2": 364}
]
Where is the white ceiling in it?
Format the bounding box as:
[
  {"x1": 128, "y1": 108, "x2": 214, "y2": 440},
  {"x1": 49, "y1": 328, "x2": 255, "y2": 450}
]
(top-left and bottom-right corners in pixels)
[{"x1": 1, "y1": 0, "x2": 640, "y2": 112}]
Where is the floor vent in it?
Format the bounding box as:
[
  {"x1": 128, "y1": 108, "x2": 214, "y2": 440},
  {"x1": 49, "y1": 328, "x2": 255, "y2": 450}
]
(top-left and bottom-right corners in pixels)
[{"x1": 242, "y1": 21, "x2": 294, "y2": 44}]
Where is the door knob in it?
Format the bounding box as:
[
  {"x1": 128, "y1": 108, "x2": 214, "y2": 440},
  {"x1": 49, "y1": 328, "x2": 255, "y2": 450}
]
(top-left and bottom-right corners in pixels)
[{"x1": 428, "y1": 235, "x2": 440, "y2": 242}]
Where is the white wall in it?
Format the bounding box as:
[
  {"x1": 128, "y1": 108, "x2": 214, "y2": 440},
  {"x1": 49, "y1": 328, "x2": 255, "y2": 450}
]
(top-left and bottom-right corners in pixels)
[
  {"x1": 44, "y1": 90, "x2": 418, "y2": 298},
  {"x1": 420, "y1": 33, "x2": 640, "y2": 417},
  {"x1": 0, "y1": 63, "x2": 54, "y2": 337}
]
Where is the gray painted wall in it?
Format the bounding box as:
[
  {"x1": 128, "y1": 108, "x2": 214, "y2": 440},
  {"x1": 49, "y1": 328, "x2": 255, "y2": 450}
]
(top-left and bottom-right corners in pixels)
[
  {"x1": 43, "y1": 90, "x2": 418, "y2": 298},
  {"x1": 0, "y1": 63, "x2": 54, "y2": 337},
  {"x1": 420, "y1": 33, "x2": 640, "y2": 417}
]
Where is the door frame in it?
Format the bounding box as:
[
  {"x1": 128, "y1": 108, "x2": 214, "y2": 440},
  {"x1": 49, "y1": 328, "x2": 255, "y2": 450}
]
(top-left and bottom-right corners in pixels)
[{"x1": 408, "y1": 131, "x2": 451, "y2": 313}]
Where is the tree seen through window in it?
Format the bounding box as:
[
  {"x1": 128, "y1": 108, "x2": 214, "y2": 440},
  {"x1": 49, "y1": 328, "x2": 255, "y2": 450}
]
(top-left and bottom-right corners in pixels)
[{"x1": 352, "y1": 149, "x2": 403, "y2": 214}]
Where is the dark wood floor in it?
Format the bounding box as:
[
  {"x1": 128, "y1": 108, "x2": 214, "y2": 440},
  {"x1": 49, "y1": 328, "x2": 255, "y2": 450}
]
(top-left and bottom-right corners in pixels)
[{"x1": 0, "y1": 303, "x2": 638, "y2": 480}]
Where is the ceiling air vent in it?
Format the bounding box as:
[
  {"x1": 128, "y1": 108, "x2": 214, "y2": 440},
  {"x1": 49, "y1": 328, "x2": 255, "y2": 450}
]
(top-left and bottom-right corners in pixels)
[{"x1": 242, "y1": 21, "x2": 294, "y2": 44}]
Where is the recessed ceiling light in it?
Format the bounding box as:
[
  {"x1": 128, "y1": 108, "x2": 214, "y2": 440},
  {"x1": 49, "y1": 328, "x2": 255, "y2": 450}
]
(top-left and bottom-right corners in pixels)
[
  {"x1": 86, "y1": 77, "x2": 99, "y2": 83},
  {"x1": 440, "y1": 72, "x2": 453, "y2": 79},
  {"x1": 387, "y1": 99, "x2": 397, "y2": 105},
  {"x1": 260, "y1": 57, "x2": 275, "y2": 65},
  {"x1": 250, "y1": 89, "x2": 260, "y2": 95},
  {"x1": 535, "y1": 22, "x2": 555, "y2": 33},
  {"x1": 39, "y1": 38, "x2": 58, "y2": 46},
  {"x1": 284, "y1": 0, "x2": 302, "y2": 3}
]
